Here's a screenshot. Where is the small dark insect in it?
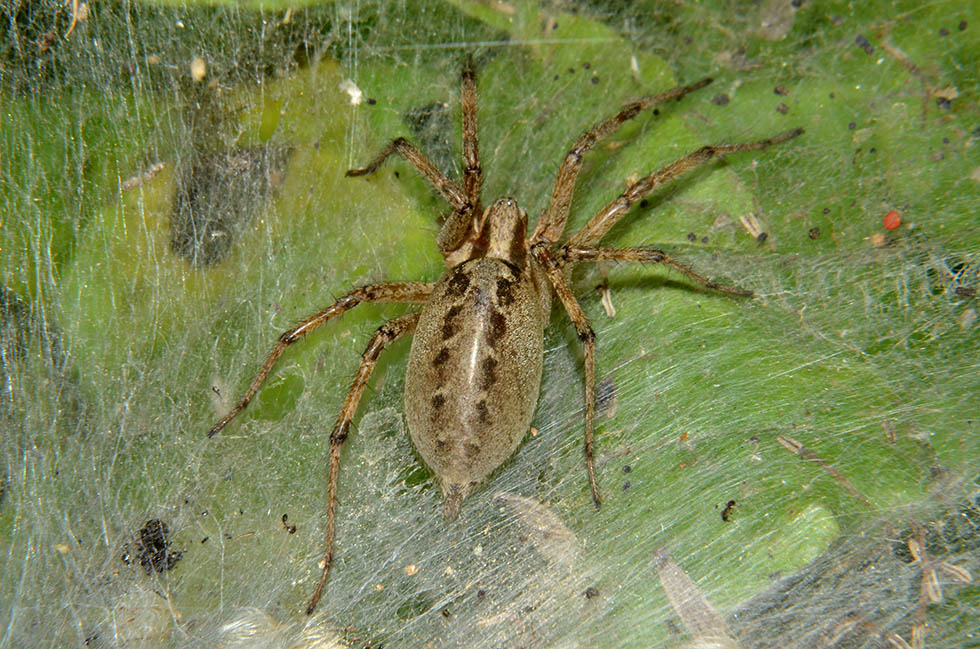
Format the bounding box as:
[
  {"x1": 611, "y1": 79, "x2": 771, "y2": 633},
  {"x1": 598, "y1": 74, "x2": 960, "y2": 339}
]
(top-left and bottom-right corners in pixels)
[
  {"x1": 282, "y1": 513, "x2": 297, "y2": 534},
  {"x1": 721, "y1": 499, "x2": 737, "y2": 522},
  {"x1": 207, "y1": 58, "x2": 802, "y2": 614},
  {"x1": 584, "y1": 586, "x2": 600, "y2": 599},
  {"x1": 855, "y1": 34, "x2": 874, "y2": 55},
  {"x1": 122, "y1": 519, "x2": 183, "y2": 574},
  {"x1": 808, "y1": 227, "x2": 821, "y2": 240}
]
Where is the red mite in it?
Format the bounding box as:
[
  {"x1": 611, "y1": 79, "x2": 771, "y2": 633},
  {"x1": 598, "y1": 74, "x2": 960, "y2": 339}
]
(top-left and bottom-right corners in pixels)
[{"x1": 883, "y1": 210, "x2": 901, "y2": 230}]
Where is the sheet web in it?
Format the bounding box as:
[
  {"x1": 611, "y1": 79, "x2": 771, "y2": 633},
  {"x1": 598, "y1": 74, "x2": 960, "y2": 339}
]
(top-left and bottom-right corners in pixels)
[{"x1": 1, "y1": 1, "x2": 978, "y2": 648}]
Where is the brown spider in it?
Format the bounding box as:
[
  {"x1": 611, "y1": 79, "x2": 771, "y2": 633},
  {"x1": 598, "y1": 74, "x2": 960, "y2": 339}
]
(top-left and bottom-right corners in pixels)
[{"x1": 207, "y1": 58, "x2": 802, "y2": 614}]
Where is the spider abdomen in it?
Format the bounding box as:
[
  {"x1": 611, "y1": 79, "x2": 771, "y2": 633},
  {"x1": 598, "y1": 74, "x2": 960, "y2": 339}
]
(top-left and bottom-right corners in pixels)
[{"x1": 404, "y1": 256, "x2": 545, "y2": 519}]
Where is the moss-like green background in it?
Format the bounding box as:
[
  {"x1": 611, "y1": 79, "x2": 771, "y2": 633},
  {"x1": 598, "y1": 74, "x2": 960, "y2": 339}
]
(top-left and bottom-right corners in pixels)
[{"x1": 2, "y1": 1, "x2": 978, "y2": 647}]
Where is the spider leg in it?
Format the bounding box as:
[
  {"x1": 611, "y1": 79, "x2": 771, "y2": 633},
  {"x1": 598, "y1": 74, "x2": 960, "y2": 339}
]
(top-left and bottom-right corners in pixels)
[
  {"x1": 530, "y1": 244, "x2": 601, "y2": 508},
  {"x1": 64, "y1": 0, "x2": 80, "y2": 37},
  {"x1": 346, "y1": 80, "x2": 482, "y2": 264},
  {"x1": 434, "y1": 59, "x2": 487, "y2": 264},
  {"x1": 560, "y1": 246, "x2": 752, "y2": 296},
  {"x1": 531, "y1": 78, "x2": 714, "y2": 245},
  {"x1": 307, "y1": 312, "x2": 420, "y2": 615},
  {"x1": 461, "y1": 57, "x2": 483, "y2": 215},
  {"x1": 207, "y1": 282, "x2": 433, "y2": 437},
  {"x1": 346, "y1": 138, "x2": 470, "y2": 214},
  {"x1": 567, "y1": 128, "x2": 804, "y2": 247}
]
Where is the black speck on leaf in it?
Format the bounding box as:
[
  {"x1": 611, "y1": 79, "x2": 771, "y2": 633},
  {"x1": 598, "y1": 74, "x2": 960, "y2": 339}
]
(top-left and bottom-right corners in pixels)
[{"x1": 855, "y1": 34, "x2": 874, "y2": 55}]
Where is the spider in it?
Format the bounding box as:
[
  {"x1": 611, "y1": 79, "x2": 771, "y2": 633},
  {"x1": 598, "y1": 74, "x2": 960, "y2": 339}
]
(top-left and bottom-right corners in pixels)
[{"x1": 207, "y1": 57, "x2": 803, "y2": 614}]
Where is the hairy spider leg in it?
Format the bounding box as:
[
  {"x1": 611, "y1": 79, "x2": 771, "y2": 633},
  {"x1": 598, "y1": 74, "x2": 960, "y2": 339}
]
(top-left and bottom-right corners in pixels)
[
  {"x1": 345, "y1": 62, "x2": 485, "y2": 264},
  {"x1": 461, "y1": 56, "x2": 483, "y2": 215},
  {"x1": 307, "y1": 312, "x2": 421, "y2": 615},
  {"x1": 560, "y1": 247, "x2": 752, "y2": 297},
  {"x1": 208, "y1": 282, "x2": 433, "y2": 437},
  {"x1": 344, "y1": 138, "x2": 468, "y2": 213},
  {"x1": 530, "y1": 92, "x2": 801, "y2": 504},
  {"x1": 531, "y1": 77, "x2": 714, "y2": 246},
  {"x1": 567, "y1": 128, "x2": 804, "y2": 247},
  {"x1": 531, "y1": 244, "x2": 602, "y2": 507}
]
